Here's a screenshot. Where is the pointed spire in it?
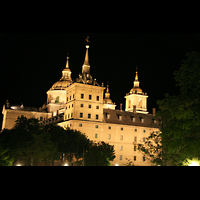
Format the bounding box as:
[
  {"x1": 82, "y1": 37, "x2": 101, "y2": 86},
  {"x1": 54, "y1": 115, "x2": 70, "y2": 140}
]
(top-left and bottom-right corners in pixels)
[
  {"x1": 66, "y1": 54, "x2": 69, "y2": 69},
  {"x1": 61, "y1": 55, "x2": 72, "y2": 81},
  {"x1": 134, "y1": 67, "x2": 140, "y2": 88},
  {"x1": 83, "y1": 45, "x2": 90, "y2": 66},
  {"x1": 82, "y1": 37, "x2": 90, "y2": 74},
  {"x1": 105, "y1": 84, "x2": 111, "y2": 99}
]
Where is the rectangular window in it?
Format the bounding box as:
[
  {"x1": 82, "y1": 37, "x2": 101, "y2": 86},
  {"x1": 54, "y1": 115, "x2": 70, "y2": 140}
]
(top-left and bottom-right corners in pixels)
[
  {"x1": 96, "y1": 106, "x2": 99, "y2": 110},
  {"x1": 88, "y1": 114, "x2": 91, "y2": 119},
  {"x1": 134, "y1": 156, "x2": 137, "y2": 161},
  {"x1": 134, "y1": 137, "x2": 137, "y2": 142},
  {"x1": 96, "y1": 115, "x2": 99, "y2": 120},
  {"x1": 108, "y1": 126, "x2": 111, "y2": 130},
  {"x1": 143, "y1": 130, "x2": 146, "y2": 133},
  {"x1": 120, "y1": 135, "x2": 123, "y2": 141},
  {"x1": 88, "y1": 105, "x2": 92, "y2": 109},
  {"x1": 97, "y1": 96, "x2": 99, "y2": 101},
  {"x1": 118, "y1": 115, "x2": 122, "y2": 120},
  {"x1": 134, "y1": 146, "x2": 137, "y2": 151},
  {"x1": 71, "y1": 113, "x2": 73, "y2": 118},
  {"x1": 79, "y1": 124, "x2": 83, "y2": 127},
  {"x1": 121, "y1": 128, "x2": 124, "y2": 131},
  {"x1": 143, "y1": 157, "x2": 146, "y2": 162},
  {"x1": 106, "y1": 113, "x2": 110, "y2": 119},
  {"x1": 108, "y1": 134, "x2": 111, "y2": 140},
  {"x1": 131, "y1": 116, "x2": 136, "y2": 122},
  {"x1": 95, "y1": 125, "x2": 99, "y2": 129},
  {"x1": 80, "y1": 113, "x2": 83, "y2": 118},
  {"x1": 120, "y1": 146, "x2": 123, "y2": 151},
  {"x1": 81, "y1": 104, "x2": 84, "y2": 107},
  {"x1": 81, "y1": 94, "x2": 84, "y2": 99},
  {"x1": 143, "y1": 137, "x2": 146, "y2": 142},
  {"x1": 89, "y1": 95, "x2": 92, "y2": 100},
  {"x1": 95, "y1": 133, "x2": 98, "y2": 139},
  {"x1": 135, "y1": 129, "x2": 137, "y2": 132},
  {"x1": 120, "y1": 155, "x2": 123, "y2": 160},
  {"x1": 140, "y1": 117, "x2": 144, "y2": 123}
]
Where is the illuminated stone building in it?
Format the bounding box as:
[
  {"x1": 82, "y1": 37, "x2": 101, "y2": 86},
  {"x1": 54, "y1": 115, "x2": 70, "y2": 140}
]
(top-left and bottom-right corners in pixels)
[{"x1": 2, "y1": 41, "x2": 160, "y2": 166}]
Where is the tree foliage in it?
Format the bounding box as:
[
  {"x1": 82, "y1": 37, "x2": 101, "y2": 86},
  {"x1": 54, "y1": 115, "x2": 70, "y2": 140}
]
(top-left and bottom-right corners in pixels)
[
  {"x1": 138, "y1": 52, "x2": 200, "y2": 166},
  {"x1": 0, "y1": 117, "x2": 116, "y2": 166}
]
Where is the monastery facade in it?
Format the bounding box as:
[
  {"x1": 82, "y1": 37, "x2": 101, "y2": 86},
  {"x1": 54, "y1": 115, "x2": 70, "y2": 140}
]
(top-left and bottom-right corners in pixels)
[{"x1": 2, "y1": 41, "x2": 160, "y2": 166}]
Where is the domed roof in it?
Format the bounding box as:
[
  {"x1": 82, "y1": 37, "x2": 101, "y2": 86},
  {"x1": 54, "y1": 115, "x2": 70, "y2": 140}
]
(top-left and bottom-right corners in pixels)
[
  {"x1": 130, "y1": 87, "x2": 143, "y2": 95},
  {"x1": 49, "y1": 56, "x2": 72, "y2": 90},
  {"x1": 51, "y1": 79, "x2": 72, "y2": 90}
]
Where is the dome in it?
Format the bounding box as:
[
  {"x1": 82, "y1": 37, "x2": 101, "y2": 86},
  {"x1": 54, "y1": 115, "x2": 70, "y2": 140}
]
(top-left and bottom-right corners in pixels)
[
  {"x1": 51, "y1": 79, "x2": 72, "y2": 90},
  {"x1": 130, "y1": 87, "x2": 143, "y2": 95}
]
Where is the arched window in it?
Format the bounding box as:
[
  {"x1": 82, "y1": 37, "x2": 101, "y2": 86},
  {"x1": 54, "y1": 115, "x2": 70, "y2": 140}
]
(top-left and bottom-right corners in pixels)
[{"x1": 56, "y1": 96, "x2": 59, "y2": 103}]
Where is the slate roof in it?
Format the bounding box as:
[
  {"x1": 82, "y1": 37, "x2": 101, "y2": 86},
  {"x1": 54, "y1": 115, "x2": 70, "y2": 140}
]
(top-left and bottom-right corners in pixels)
[{"x1": 103, "y1": 109, "x2": 159, "y2": 128}]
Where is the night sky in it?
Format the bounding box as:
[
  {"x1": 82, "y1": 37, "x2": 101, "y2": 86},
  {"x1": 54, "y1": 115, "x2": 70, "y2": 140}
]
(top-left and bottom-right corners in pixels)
[{"x1": 1, "y1": 33, "x2": 200, "y2": 127}]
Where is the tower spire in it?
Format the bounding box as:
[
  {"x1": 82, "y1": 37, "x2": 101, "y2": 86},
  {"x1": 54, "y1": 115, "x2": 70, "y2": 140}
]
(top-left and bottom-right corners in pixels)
[
  {"x1": 82, "y1": 36, "x2": 90, "y2": 74},
  {"x1": 134, "y1": 67, "x2": 140, "y2": 88},
  {"x1": 83, "y1": 45, "x2": 90, "y2": 66},
  {"x1": 66, "y1": 55, "x2": 69, "y2": 69}
]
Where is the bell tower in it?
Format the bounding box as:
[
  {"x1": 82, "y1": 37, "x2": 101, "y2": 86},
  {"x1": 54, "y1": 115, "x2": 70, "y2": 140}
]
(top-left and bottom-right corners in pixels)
[{"x1": 125, "y1": 68, "x2": 149, "y2": 114}]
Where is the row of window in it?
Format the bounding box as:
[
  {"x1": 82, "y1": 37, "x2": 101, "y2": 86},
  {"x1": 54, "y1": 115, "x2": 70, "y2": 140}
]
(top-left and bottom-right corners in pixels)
[
  {"x1": 67, "y1": 94, "x2": 75, "y2": 102},
  {"x1": 93, "y1": 133, "x2": 146, "y2": 143},
  {"x1": 66, "y1": 94, "x2": 100, "y2": 102},
  {"x1": 78, "y1": 123, "x2": 153, "y2": 134},
  {"x1": 66, "y1": 104, "x2": 100, "y2": 110},
  {"x1": 106, "y1": 113, "x2": 144, "y2": 123},
  {"x1": 119, "y1": 155, "x2": 146, "y2": 162},
  {"x1": 81, "y1": 94, "x2": 100, "y2": 101},
  {"x1": 80, "y1": 113, "x2": 99, "y2": 120},
  {"x1": 80, "y1": 104, "x2": 100, "y2": 109}
]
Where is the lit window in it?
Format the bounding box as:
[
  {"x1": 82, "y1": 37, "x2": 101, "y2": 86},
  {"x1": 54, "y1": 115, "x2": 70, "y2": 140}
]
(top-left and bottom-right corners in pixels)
[
  {"x1": 131, "y1": 116, "x2": 136, "y2": 122},
  {"x1": 106, "y1": 113, "x2": 110, "y2": 119},
  {"x1": 120, "y1": 135, "x2": 123, "y2": 140},
  {"x1": 118, "y1": 115, "x2": 122, "y2": 120}
]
